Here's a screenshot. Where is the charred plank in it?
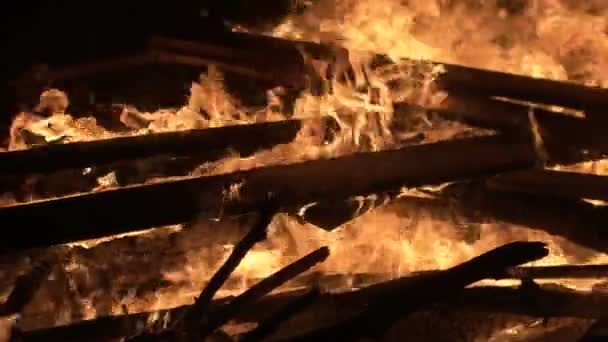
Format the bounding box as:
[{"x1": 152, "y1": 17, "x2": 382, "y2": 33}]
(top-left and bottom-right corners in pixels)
[
  {"x1": 262, "y1": 242, "x2": 550, "y2": 341},
  {"x1": 488, "y1": 169, "x2": 608, "y2": 202},
  {"x1": 428, "y1": 93, "x2": 608, "y2": 163},
  {"x1": 18, "y1": 279, "x2": 608, "y2": 341},
  {"x1": 0, "y1": 135, "x2": 537, "y2": 251},
  {"x1": 150, "y1": 33, "x2": 608, "y2": 111},
  {"x1": 0, "y1": 119, "x2": 306, "y2": 176}
]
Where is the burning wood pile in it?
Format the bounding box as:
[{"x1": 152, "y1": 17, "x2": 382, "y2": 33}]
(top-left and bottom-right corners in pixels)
[{"x1": 2, "y1": 1, "x2": 608, "y2": 341}]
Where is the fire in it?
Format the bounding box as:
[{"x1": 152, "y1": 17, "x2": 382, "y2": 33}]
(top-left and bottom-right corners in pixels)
[{"x1": 2, "y1": 0, "x2": 608, "y2": 337}]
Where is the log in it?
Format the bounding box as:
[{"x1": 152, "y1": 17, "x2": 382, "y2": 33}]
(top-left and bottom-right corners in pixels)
[
  {"x1": 198, "y1": 246, "x2": 330, "y2": 337},
  {"x1": 126, "y1": 205, "x2": 277, "y2": 341},
  {"x1": 300, "y1": 183, "x2": 608, "y2": 254},
  {"x1": 146, "y1": 33, "x2": 608, "y2": 111},
  {"x1": 0, "y1": 135, "x2": 537, "y2": 252},
  {"x1": 129, "y1": 247, "x2": 329, "y2": 341},
  {"x1": 148, "y1": 36, "x2": 307, "y2": 86},
  {"x1": 429, "y1": 61, "x2": 608, "y2": 112},
  {"x1": 0, "y1": 256, "x2": 55, "y2": 317},
  {"x1": 246, "y1": 264, "x2": 608, "y2": 287},
  {"x1": 18, "y1": 280, "x2": 608, "y2": 341},
  {"x1": 0, "y1": 119, "x2": 307, "y2": 176},
  {"x1": 580, "y1": 319, "x2": 608, "y2": 341},
  {"x1": 507, "y1": 264, "x2": 608, "y2": 280},
  {"x1": 488, "y1": 169, "x2": 608, "y2": 202},
  {"x1": 280, "y1": 241, "x2": 549, "y2": 341},
  {"x1": 427, "y1": 93, "x2": 608, "y2": 164},
  {"x1": 462, "y1": 190, "x2": 608, "y2": 254},
  {"x1": 238, "y1": 288, "x2": 320, "y2": 342},
  {"x1": 144, "y1": 34, "x2": 608, "y2": 163},
  {"x1": 173, "y1": 205, "x2": 276, "y2": 331}
]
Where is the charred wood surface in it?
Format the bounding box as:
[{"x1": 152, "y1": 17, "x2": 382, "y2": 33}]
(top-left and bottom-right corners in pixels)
[
  {"x1": 145, "y1": 33, "x2": 608, "y2": 112},
  {"x1": 25, "y1": 245, "x2": 608, "y2": 341},
  {"x1": 488, "y1": 169, "x2": 608, "y2": 202},
  {"x1": 279, "y1": 241, "x2": 549, "y2": 340},
  {"x1": 302, "y1": 184, "x2": 608, "y2": 254},
  {"x1": 174, "y1": 206, "x2": 275, "y2": 332},
  {"x1": 199, "y1": 246, "x2": 330, "y2": 337},
  {"x1": 237, "y1": 288, "x2": 320, "y2": 342},
  {"x1": 18, "y1": 281, "x2": 608, "y2": 341},
  {"x1": 0, "y1": 135, "x2": 536, "y2": 251},
  {"x1": 427, "y1": 93, "x2": 608, "y2": 164},
  {"x1": 0, "y1": 119, "x2": 305, "y2": 176}
]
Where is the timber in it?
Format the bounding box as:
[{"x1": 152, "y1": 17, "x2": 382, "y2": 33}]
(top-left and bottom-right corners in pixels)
[
  {"x1": 427, "y1": 93, "x2": 608, "y2": 163},
  {"x1": 280, "y1": 242, "x2": 549, "y2": 341},
  {"x1": 488, "y1": 169, "x2": 608, "y2": 202},
  {"x1": 238, "y1": 288, "x2": 321, "y2": 342},
  {"x1": 173, "y1": 205, "x2": 276, "y2": 332},
  {"x1": 17, "y1": 280, "x2": 608, "y2": 341},
  {"x1": 199, "y1": 246, "x2": 330, "y2": 337},
  {"x1": 143, "y1": 33, "x2": 608, "y2": 111},
  {"x1": 506, "y1": 264, "x2": 608, "y2": 279},
  {"x1": 0, "y1": 119, "x2": 307, "y2": 176},
  {"x1": 0, "y1": 135, "x2": 536, "y2": 251}
]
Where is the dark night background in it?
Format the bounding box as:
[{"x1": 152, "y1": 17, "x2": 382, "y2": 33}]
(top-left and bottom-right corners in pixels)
[{"x1": 3, "y1": 0, "x2": 299, "y2": 133}]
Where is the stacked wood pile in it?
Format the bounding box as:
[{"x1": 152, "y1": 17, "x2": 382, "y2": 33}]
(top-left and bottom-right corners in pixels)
[{"x1": 1, "y1": 31, "x2": 608, "y2": 341}]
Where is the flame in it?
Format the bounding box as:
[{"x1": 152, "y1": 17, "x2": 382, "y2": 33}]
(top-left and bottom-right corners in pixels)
[{"x1": 2, "y1": 0, "x2": 608, "y2": 336}]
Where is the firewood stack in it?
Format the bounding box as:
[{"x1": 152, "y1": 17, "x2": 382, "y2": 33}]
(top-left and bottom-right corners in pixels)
[{"x1": 1, "y1": 30, "x2": 608, "y2": 341}]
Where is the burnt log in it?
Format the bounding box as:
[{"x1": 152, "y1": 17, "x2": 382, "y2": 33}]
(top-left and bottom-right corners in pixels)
[
  {"x1": 173, "y1": 205, "x2": 276, "y2": 331},
  {"x1": 279, "y1": 241, "x2": 549, "y2": 341},
  {"x1": 128, "y1": 246, "x2": 329, "y2": 341},
  {"x1": 0, "y1": 119, "x2": 308, "y2": 176},
  {"x1": 146, "y1": 33, "x2": 608, "y2": 112},
  {"x1": 199, "y1": 246, "x2": 330, "y2": 337},
  {"x1": 507, "y1": 264, "x2": 608, "y2": 280},
  {"x1": 238, "y1": 288, "x2": 321, "y2": 342},
  {"x1": 427, "y1": 93, "x2": 608, "y2": 164},
  {"x1": 488, "y1": 169, "x2": 608, "y2": 202},
  {"x1": 17, "y1": 279, "x2": 608, "y2": 341},
  {"x1": 0, "y1": 135, "x2": 536, "y2": 252},
  {"x1": 300, "y1": 181, "x2": 608, "y2": 254}
]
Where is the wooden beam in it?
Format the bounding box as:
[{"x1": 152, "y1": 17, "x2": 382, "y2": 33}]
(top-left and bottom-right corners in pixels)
[
  {"x1": 147, "y1": 33, "x2": 608, "y2": 111},
  {"x1": 488, "y1": 169, "x2": 608, "y2": 202},
  {"x1": 428, "y1": 92, "x2": 608, "y2": 163},
  {"x1": 0, "y1": 135, "x2": 536, "y2": 252},
  {"x1": 17, "y1": 281, "x2": 608, "y2": 341},
  {"x1": 0, "y1": 119, "x2": 307, "y2": 176},
  {"x1": 271, "y1": 241, "x2": 550, "y2": 341}
]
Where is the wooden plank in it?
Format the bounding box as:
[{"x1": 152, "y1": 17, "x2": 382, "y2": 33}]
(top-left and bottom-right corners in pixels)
[
  {"x1": 274, "y1": 241, "x2": 549, "y2": 340},
  {"x1": 0, "y1": 135, "x2": 536, "y2": 252},
  {"x1": 488, "y1": 169, "x2": 608, "y2": 202},
  {"x1": 149, "y1": 33, "x2": 608, "y2": 111},
  {"x1": 17, "y1": 281, "x2": 608, "y2": 341},
  {"x1": 0, "y1": 119, "x2": 307, "y2": 175},
  {"x1": 428, "y1": 93, "x2": 608, "y2": 163}
]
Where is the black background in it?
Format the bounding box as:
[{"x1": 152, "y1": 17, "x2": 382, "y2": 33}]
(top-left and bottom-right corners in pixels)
[{"x1": 3, "y1": 0, "x2": 297, "y2": 124}]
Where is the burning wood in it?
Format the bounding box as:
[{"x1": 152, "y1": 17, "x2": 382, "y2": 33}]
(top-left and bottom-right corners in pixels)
[
  {"x1": 280, "y1": 241, "x2": 548, "y2": 340},
  {"x1": 0, "y1": 135, "x2": 536, "y2": 252},
  {"x1": 20, "y1": 242, "x2": 608, "y2": 341},
  {"x1": 237, "y1": 288, "x2": 320, "y2": 342},
  {"x1": 426, "y1": 93, "x2": 608, "y2": 164},
  {"x1": 17, "y1": 282, "x2": 608, "y2": 342},
  {"x1": 169, "y1": 204, "x2": 276, "y2": 337},
  {"x1": 0, "y1": 254, "x2": 57, "y2": 317},
  {"x1": 0, "y1": 119, "x2": 310, "y2": 176},
  {"x1": 136, "y1": 33, "x2": 608, "y2": 111},
  {"x1": 487, "y1": 169, "x2": 608, "y2": 202}
]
